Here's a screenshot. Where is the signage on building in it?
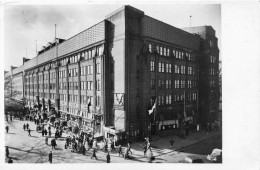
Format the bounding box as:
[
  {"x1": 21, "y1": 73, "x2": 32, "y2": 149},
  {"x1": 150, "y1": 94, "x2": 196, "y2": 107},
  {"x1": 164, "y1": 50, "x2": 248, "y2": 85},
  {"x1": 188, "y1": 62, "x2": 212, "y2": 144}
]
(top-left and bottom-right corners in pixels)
[
  {"x1": 114, "y1": 93, "x2": 124, "y2": 110},
  {"x1": 114, "y1": 110, "x2": 125, "y2": 131}
]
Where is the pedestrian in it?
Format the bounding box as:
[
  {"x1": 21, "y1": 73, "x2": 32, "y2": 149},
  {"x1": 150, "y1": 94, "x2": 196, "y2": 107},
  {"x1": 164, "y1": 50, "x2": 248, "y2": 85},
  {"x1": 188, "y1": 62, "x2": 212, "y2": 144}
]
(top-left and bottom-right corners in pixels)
[
  {"x1": 49, "y1": 130, "x2": 51, "y2": 137},
  {"x1": 8, "y1": 158, "x2": 13, "y2": 163},
  {"x1": 26, "y1": 123, "x2": 29, "y2": 130},
  {"x1": 147, "y1": 147, "x2": 154, "y2": 163},
  {"x1": 91, "y1": 149, "x2": 97, "y2": 160},
  {"x1": 42, "y1": 129, "x2": 45, "y2": 136},
  {"x1": 44, "y1": 129, "x2": 48, "y2": 136},
  {"x1": 49, "y1": 151, "x2": 52, "y2": 163},
  {"x1": 127, "y1": 143, "x2": 133, "y2": 154},
  {"x1": 170, "y1": 137, "x2": 174, "y2": 148},
  {"x1": 143, "y1": 145, "x2": 147, "y2": 157},
  {"x1": 118, "y1": 145, "x2": 124, "y2": 157},
  {"x1": 106, "y1": 153, "x2": 111, "y2": 163},
  {"x1": 23, "y1": 123, "x2": 26, "y2": 131},
  {"x1": 6, "y1": 125, "x2": 9, "y2": 133},
  {"x1": 82, "y1": 145, "x2": 86, "y2": 155},
  {"x1": 28, "y1": 128, "x2": 31, "y2": 137},
  {"x1": 111, "y1": 142, "x2": 116, "y2": 152},
  {"x1": 10, "y1": 115, "x2": 12, "y2": 122},
  {"x1": 45, "y1": 136, "x2": 48, "y2": 145},
  {"x1": 6, "y1": 146, "x2": 9, "y2": 158}
]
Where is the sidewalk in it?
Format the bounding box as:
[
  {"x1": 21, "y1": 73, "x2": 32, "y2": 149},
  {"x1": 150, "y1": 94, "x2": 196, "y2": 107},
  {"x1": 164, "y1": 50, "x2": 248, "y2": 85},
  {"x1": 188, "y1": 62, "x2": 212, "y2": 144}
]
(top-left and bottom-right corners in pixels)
[{"x1": 5, "y1": 119, "x2": 220, "y2": 163}]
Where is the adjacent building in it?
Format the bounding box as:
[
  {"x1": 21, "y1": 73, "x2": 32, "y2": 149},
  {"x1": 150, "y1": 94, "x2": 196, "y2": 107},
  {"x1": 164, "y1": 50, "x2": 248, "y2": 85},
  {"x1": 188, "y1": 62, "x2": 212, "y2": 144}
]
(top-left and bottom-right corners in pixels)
[{"x1": 4, "y1": 5, "x2": 220, "y2": 142}]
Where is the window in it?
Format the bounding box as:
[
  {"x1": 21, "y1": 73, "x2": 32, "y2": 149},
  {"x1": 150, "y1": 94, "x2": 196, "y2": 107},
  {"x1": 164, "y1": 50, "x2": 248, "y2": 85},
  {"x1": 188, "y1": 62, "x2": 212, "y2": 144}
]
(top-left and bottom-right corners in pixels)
[
  {"x1": 96, "y1": 80, "x2": 101, "y2": 91},
  {"x1": 87, "y1": 81, "x2": 93, "y2": 90},
  {"x1": 149, "y1": 44, "x2": 152, "y2": 53},
  {"x1": 181, "y1": 80, "x2": 185, "y2": 88},
  {"x1": 159, "y1": 62, "x2": 165, "y2": 72},
  {"x1": 74, "y1": 82, "x2": 78, "y2": 90},
  {"x1": 163, "y1": 47, "x2": 167, "y2": 56},
  {"x1": 160, "y1": 47, "x2": 163, "y2": 55},
  {"x1": 175, "y1": 80, "x2": 179, "y2": 88},
  {"x1": 167, "y1": 48, "x2": 170, "y2": 57},
  {"x1": 156, "y1": 46, "x2": 159, "y2": 53},
  {"x1": 174, "y1": 65, "x2": 179, "y2": 74},
  {"x1": 166, "y1": 64, "x2": 172, "y2": 73},
  {"x1": 166, "y1": 95, "x2": 172, "y2": 105},
  {"x1": 188, "y1": 80, "x2": 192, "y2": 88},
  {"x1": 150, "y1": 61, "x2": 155, "y2": 71},
  {"x1": 181, "y1": 66, "x2": 185, "y2": 74},
  {"x1": 96, "y1": 63, "x2": 101, "y2": 74},
  {"x1": 159, "y1": 80, "x2": 165, "y2": 89},
  {"x1": 150, "y1": 79, "x2": 155, "y2": 89},
  {"x1": 96, "y1": 96, "x2": 101, "y2": 106},
  {"x1": 81, "y1": 67, "x2": 86, "y2": 76},
  {"x1": 87, "y1": 65, "x2": 93, "y2": 75},
  {"x1": 81, "y1": 81, "x2": 86, "y2": 90},
  {"x1": 166, "y1": 80, "x2": 172, "y2": 89}
]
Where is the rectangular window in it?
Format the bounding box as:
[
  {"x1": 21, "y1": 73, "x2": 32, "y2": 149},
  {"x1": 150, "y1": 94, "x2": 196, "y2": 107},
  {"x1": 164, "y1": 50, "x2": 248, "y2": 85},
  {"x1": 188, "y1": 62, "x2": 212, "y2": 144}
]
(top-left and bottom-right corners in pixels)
[
  {"x1": 160, "y1": 47, "x2": 163, "y2": 55},
  {"x1": 96, "y1": 63, "x2": 101, "y2": 74},
  {"x1": 149, "y1": 44, "x2": 152, "y2": 53},
  {"x1": 166, "y1": 64, "x2": 172, "y2": 73},
  {"x1": 150, "y1": 61, "x2": 155, "y2": 71},
  {"x1": 96, "y1": 80, "x2": 101, "y2": 91},
  {"x1": 167, "y1": 48, "x2": 170, "y2": 57},
  {"x1": 181, "y1": 80, "x2": 185, "y2": 88},
  {"x1": 175, "y1": 65, "x2": 180, "y2": 74},
  {"x1": 150, "y1": 79, "x2": 155, "y2": 89},
  {"x1": 87, "y1": 65, "x2": 93, "y2": 75},
  {"x1": 181, "y1": 66, "x2": 185, "y2": 74},
  {"x1": 163, "y1": 47, "x2": 166, "y2": 56},
  {"x1": 87, "y1": 81, "x2": 93, "y2": 90},
  {"x1": 175, "y1": 80, "x2": 179, "y2": 88}
]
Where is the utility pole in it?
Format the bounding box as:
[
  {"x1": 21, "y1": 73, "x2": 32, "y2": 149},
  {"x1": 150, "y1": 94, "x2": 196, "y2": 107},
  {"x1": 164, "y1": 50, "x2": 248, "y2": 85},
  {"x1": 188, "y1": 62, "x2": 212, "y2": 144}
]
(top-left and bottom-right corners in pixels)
[{"x1": 190, "y1": 15, "x2": 192, "y2": 27}]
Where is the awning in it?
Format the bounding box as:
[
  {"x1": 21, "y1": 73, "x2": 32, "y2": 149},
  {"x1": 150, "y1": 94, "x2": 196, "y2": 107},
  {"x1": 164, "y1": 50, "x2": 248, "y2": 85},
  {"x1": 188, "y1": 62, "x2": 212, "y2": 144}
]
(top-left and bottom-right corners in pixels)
[{"x1": 103, "y1": 126, "x2": 125, "y2": 135}]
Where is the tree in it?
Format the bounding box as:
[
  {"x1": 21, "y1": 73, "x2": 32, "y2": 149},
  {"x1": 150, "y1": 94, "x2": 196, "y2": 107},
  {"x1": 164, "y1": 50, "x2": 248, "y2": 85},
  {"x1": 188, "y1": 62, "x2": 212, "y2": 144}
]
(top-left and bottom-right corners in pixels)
[{"x1": 4, "y1": 76, "x2": 26, "y2": 117}]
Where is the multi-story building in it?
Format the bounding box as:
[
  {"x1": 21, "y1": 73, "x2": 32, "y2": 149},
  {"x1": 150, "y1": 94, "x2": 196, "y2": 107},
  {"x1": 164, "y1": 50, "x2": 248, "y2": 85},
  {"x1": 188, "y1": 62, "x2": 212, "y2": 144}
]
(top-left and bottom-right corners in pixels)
[{"x1": 4, "y1": 5, "x2": 220, "y2": 142}]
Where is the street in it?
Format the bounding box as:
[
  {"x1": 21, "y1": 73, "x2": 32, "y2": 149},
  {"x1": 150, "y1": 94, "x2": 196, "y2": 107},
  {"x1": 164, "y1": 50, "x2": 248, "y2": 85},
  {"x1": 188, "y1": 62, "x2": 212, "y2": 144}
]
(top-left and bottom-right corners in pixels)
[{"x1": 5, "y1": 118, "x2": 222, "y2": 163}]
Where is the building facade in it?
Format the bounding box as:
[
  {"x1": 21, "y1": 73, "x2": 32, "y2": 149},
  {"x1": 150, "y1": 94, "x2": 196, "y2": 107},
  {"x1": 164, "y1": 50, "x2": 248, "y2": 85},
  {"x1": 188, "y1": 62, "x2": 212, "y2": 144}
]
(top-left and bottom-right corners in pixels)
[{"x1": 4, "y1": 5, "x2": 220, "y2": 142}]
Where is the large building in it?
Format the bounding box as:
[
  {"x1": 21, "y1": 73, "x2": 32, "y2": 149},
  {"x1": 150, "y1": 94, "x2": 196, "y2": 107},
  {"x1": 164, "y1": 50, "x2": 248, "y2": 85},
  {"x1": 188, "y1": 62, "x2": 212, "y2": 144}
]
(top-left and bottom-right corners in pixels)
[{"x1": 4, "y1": 5, "x2": 220, "y2": 142}]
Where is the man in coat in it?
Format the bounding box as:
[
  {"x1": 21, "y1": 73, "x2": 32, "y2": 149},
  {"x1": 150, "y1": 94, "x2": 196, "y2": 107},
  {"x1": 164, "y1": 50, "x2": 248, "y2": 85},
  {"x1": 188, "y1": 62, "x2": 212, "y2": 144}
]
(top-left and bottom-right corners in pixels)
[
  {"x1": 26, "y1": 123, "x2": 29, "y2": 130},
  {"x1": 49, "y1": 151, "x2": 52, "y2": 163},
  {"x1": 28, "y1": 128, "x2": 31, "y2": 137},
  {"x1": 91, "y1": 149, "x2": 97, "y2": 160},
  {"x1": 106, "y1": 153, "x2": 111, "y2": 163},
  {"x1": 118, "y1": 145, "x2": 123, "y2": 157}
]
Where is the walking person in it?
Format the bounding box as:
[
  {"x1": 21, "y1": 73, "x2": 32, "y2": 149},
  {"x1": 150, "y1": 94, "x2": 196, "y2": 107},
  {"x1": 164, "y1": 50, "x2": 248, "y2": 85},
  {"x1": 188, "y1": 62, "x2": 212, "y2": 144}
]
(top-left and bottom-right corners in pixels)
[
  {"x1": 23, "y1": 123, "x2": 26, "y2": 131},
  {"x1": 28, "y1": 128, "x2": 31, "y2": 137},
  {"x1": 143, "y1": 145, "x2": 147, "y2": 157},
  {"x1": 118, "y1": 145, "x2": 124, "y2": 157},
  {"x1": 111, "y1": 142, "x2": 116, "y2": 152},
  {"x1": 170, "y1": 137, "x2": 174, "y2": 148},
  {"x1": 127, "y1": 143, "x2": 133, "y2": 154},
  {"x1": 49, "y1": 151, "x2": 52, "y2": 163},
  {"x1": 42, "y1": 129, "x2": 45, "y2": 136},
  {"x1": 5, "y1": 125, "x2": 9, "y2": 133},
  {"x1": 45, "y1": 136, "x2": 48, "y2": 145},
  {"x1": 106, "y1": 153, "x2": 111, "y2": 163},
  {"x1": 49, "y1": 130, "x2": 51, "y2": 137},
  {"x1": 82, "y1": 145, "x2": 86, "y2": 155},
  {"x1": 26, "y1": 123, "x2": 29, "y2": 130},
  {"x1": 5, "y1": 146, "x2": 9, "y2": 158},
  {"x1": 91, "y1": 149, "x2": 97, "y2": 160}
]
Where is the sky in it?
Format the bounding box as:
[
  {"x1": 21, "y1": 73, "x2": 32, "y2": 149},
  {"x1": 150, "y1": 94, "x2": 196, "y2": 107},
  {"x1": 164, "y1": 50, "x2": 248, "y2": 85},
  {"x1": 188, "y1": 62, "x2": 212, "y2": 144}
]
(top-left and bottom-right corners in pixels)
[{"x1": 3, "y1": 3, "x2": 221, "y2": 71}]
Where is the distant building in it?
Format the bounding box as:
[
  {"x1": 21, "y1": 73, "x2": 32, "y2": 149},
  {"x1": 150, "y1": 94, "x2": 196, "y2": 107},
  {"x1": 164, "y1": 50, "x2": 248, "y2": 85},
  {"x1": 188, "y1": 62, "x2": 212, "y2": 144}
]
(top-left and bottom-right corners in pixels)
[{"x1": 5, "y1": 5, "x2": 220, "y2": 142}]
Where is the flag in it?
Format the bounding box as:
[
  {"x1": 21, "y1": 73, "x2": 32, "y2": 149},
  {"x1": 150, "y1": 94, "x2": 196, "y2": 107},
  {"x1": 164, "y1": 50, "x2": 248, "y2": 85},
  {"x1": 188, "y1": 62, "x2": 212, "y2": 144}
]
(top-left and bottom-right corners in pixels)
[{"x1": 148, "y1": 99, "x2": 157, "y2": 115}]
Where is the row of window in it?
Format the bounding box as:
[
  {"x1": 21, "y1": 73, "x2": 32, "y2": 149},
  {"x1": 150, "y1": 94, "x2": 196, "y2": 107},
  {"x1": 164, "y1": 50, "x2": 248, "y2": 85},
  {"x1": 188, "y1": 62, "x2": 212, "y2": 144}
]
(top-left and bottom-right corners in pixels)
[
  {"x1": 150, "y1": 62, "x2": 196, "y2": 75},
  {"x1": 151, "y1": 80, "x2": 197, "y2": 89},
  {"x1": 148, "y1": 43, "x2": 195, "y2": 61},
  {"x1": 59, "y1": 45, "x2": 104, "y2": 66},
  {"x1": 157, "y1": 93, "x2": 197, "y2": 106}
]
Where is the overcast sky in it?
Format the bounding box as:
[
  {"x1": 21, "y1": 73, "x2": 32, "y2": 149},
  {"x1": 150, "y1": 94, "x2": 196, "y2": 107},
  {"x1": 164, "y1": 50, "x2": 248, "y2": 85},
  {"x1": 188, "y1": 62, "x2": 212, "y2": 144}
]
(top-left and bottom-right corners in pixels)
[{"x1": 3, "y1": 3, "x2": 221, "y2": 71}]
